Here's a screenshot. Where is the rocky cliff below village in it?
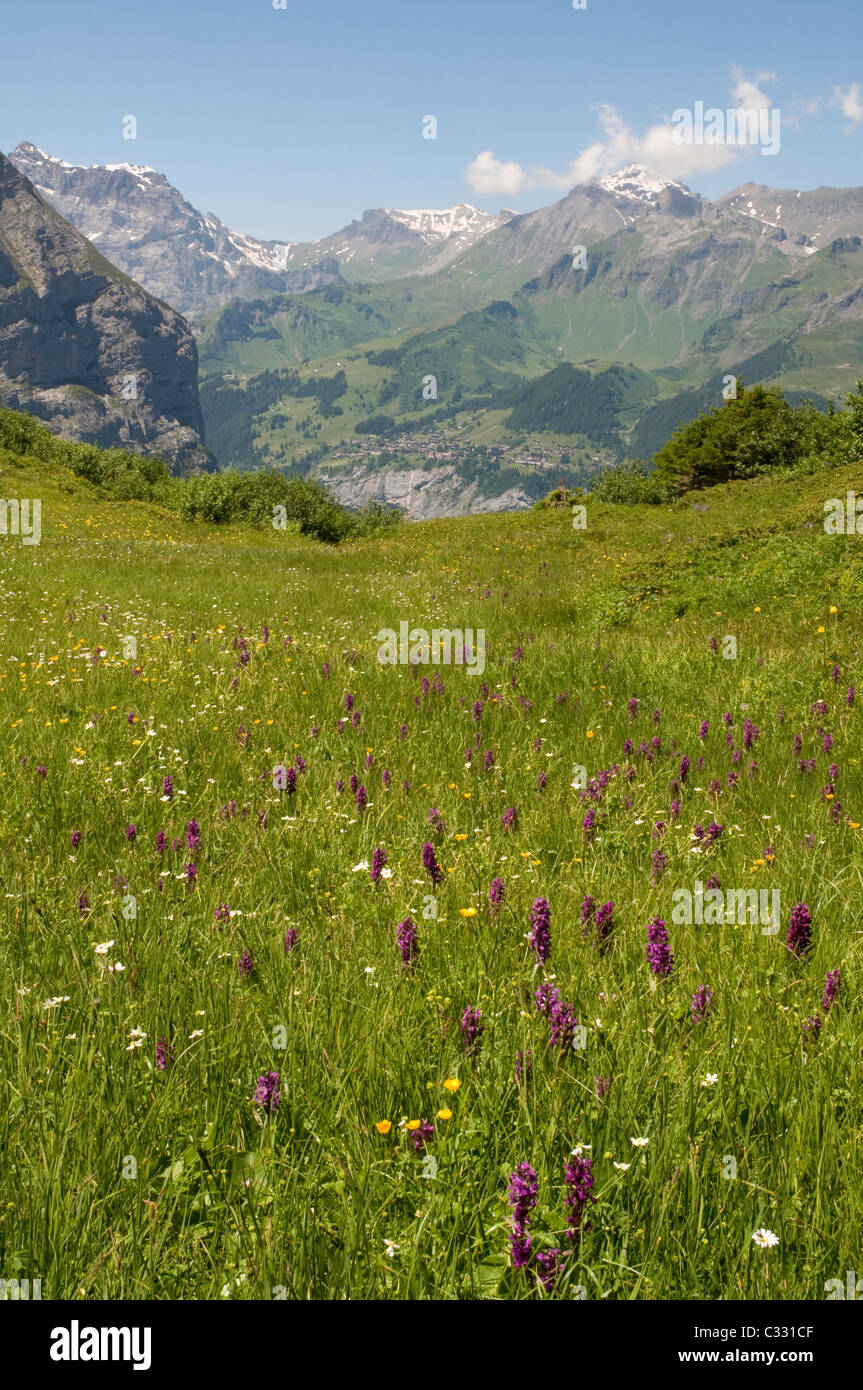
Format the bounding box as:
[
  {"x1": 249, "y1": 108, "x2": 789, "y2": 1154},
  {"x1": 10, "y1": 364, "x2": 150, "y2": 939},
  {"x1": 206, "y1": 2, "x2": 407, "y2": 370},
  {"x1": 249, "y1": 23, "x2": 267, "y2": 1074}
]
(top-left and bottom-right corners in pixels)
[{"x1": 317, "y1": 462, "x2": 534, "y2": 519}]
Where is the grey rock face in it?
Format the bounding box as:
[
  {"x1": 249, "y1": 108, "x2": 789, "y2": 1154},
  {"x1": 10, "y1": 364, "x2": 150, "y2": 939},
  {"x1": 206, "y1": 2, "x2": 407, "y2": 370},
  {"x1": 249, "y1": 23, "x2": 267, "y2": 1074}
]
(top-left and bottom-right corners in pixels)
[
  {"x1": 0, "y1": 148, "x2": 210, "y2": 472},
  {"x1": 717, "y1": 181, "x2": 863, "y2": 249},
  {"x1": 317, "y1": 463, "x2": 533, "y2": 519},
  {"x1": 9, "y1": 143, "x2": 342, "y2": 320}
]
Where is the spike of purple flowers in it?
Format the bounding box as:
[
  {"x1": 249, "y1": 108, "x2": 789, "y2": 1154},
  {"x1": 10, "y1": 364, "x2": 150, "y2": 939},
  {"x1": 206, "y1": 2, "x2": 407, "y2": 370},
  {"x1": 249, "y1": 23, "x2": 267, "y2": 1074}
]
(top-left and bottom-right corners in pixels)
[
  {"x1": 595, "y1": 901, "x2": 614, "y2": 946},
  {"x1": 253, "y1": 1071, "x2": 280, "y2": 1113},
  {"x1": 646, "y1": 917, "x2": 674, "y2": 977},
  {"x1": 536, "y1": 1248, "x2": 561, "y2": 1294},
  {"x1": 489, "y1": 877, "x2": 506, "y2": 916},
  {"x1": 460, "y1": 1006, "x2": 484, "y2": 1052},
  {"x1": 421, "y1": 841, "x2": 443, "y2": 886},
  {"x1": 802, "y1": 1015, "x2": 822, "y2": 1046},
  {"x1": 822, "y1": 969, "x2": 841, "y2": 1012},
  {"x1": 535, "y1": 982, "x2": 578, "y2": 1049},
  {"x1": 397, "y1": 916, "x2": 419, "y2": 969},
  {"x1": 691, "y1": 984, "x2": 714, "y2": 1023},
  {"x1": 564, "y1": 1155, "x2": 596, "y2": 1248},
  {"x1": 529, "y1": 897, "x2": 551, "y2": 963},
  {"x1": 787, "y1": 902, "x2": 813, "y2": 958},
  {"x1": 507, "y1": 1163, "x2": 538, "y2": 1270}
]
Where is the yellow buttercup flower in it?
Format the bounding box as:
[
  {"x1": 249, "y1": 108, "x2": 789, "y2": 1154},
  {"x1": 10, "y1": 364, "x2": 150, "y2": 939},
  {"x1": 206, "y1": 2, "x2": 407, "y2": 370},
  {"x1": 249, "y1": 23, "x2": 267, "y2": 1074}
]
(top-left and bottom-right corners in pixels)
[
  {"x1": 459, "y1": 907, "x2": 477, "y2": 918},
  {"x1": 454, "y1": 833, "x2": 468, "y2": 841},
  {"x1": 437, "y1": 1109, "x2": 453, "y2": 1121},
  {"x1": 443, "y1": 1079, "x2": 461, "y2": 1093},
  {"x1": 406, "y1": 1119, "x2": 421, "y2": 1130},
  {"x1": 375, "y1": 1121, "x2": 392, "y2": 1135}
]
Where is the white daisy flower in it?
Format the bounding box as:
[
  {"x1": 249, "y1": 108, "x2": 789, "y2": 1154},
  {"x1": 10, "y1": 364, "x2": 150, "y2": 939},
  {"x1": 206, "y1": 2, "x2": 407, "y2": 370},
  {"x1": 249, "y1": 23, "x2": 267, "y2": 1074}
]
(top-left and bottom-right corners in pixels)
[{"x1": 752, "y1": 1228, "x2": 779, "y2": 1249}]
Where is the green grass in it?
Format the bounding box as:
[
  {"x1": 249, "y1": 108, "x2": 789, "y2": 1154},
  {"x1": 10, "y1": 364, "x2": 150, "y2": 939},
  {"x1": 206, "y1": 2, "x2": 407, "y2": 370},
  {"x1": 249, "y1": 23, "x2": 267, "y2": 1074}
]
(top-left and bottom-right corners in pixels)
[{"x1": 1, "y1": 447, "x2": 862, "y2": 1300}]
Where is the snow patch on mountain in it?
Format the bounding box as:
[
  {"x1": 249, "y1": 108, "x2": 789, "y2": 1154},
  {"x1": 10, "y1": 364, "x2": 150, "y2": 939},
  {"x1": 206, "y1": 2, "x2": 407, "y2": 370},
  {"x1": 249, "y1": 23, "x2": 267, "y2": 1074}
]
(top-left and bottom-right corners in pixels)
[
  {"x1": 599, "y1": 164, "x2": 690, "y2": 203},
  {"x1": 383, "y1": 203, "x2": 508, "y2": 245}
]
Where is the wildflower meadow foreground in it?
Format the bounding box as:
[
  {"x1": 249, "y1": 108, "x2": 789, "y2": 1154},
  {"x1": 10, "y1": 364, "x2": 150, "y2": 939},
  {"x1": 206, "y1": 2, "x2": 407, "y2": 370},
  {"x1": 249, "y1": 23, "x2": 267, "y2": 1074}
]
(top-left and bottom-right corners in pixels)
[{"x1": 2, "y1": 446, "x2": 862, "y2": 1301}]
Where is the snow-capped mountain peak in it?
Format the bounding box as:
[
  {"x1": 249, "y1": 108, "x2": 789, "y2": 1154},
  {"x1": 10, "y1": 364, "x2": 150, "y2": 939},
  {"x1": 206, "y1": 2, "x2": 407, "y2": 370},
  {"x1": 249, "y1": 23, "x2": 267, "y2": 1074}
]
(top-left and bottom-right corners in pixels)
[
  {"x1": 383, "y1": 203, "x2": 502, "y2": 245},
  {"x1": 14, "y1": 142, "x2": 158, "y2": 180},
  {"x1": 7, "y1": 141, "x2": 340, "y2": 318},
  {"x1": 599, "y1": 164, "x2": 690, "y2": 203}
]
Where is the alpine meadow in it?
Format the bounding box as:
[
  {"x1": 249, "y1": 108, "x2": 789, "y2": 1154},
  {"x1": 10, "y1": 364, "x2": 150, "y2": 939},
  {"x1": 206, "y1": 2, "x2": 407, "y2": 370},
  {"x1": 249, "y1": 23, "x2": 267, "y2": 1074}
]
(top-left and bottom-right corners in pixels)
[
  {"x1": 1, "y1": 407, "x2": 861, "y2": 1301},
  {"x1": 2, "y1": 0, "x2": 863, "y2": 1340}
]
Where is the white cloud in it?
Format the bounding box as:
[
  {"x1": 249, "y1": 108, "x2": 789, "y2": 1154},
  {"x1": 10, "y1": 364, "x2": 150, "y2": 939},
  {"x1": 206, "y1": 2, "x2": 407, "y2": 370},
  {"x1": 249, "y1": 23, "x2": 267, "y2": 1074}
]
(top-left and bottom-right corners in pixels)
[
  {"x1": 464, "y1": 150, "x2": 531, "y2": 197},
  {"x1": 465, "y1": 101, "x2": 740, "y2": 197},
  {"x1": 730, "y1": 66, "x2": 776, "y2": 111},
  {"x1": 832, "y1": 83, "x2": 863, "y2": 129}
]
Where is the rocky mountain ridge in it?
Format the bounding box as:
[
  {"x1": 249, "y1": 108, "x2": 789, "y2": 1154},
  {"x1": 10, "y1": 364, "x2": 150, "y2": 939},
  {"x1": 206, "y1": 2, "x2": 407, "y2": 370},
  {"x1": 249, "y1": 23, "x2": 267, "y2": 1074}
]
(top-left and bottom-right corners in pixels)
[{"x1": 0, "y1": 148, "x2": 210, "y2": 472}]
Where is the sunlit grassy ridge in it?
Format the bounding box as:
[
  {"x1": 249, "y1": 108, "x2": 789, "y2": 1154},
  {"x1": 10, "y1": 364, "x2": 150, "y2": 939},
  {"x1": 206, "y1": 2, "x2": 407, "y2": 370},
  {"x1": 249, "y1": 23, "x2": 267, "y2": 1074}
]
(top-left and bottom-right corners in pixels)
[{"x1": 1, "y1": 446, "x2": 862, "y2": 1300}]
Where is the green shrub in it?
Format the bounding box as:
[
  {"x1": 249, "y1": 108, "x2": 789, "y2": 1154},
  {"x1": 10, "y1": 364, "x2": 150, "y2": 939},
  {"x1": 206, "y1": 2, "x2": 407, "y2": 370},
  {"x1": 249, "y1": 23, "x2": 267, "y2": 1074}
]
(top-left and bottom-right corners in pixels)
[
  {"x1": 0, "y1": 405, "x2": 402, "y2": 543},
  {"x1": 591, "y1": 459, "x2": 671, "y2": 505}
]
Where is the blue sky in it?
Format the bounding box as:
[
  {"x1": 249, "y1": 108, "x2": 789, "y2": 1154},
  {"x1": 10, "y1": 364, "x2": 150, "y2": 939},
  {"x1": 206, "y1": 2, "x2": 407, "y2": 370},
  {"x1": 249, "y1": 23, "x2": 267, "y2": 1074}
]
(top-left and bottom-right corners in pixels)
[{"x1": 1, "y1": 0, "x2": 862, "y2": 241}]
